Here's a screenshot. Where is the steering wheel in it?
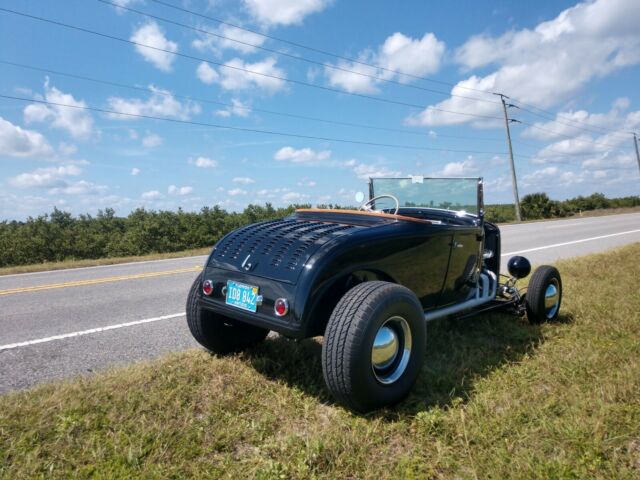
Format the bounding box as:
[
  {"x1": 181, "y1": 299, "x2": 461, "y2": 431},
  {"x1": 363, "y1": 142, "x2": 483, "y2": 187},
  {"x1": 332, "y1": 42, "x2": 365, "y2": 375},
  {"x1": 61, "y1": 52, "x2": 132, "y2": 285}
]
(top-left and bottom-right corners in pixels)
[{"x1": 359, "y1": 194, "x2": 400, "y2": 215}]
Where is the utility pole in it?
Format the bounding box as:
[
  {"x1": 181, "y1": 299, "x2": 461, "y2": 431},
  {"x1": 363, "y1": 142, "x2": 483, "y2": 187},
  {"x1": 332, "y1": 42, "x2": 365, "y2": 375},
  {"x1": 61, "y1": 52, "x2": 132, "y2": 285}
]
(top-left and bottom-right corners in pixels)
[
  {"x1": 634, "y1": 133, "x2": 640, "y2": 177},
  {"x1": 495, "y1": 93, "x2": 522, "y2": 222}
]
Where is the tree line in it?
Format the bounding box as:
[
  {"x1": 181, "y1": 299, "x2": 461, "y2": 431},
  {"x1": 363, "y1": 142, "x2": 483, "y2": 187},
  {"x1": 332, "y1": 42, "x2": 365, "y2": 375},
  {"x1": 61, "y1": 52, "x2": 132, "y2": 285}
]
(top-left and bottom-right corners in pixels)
[
  {"x1": 485, "y1": 192, "x2": 639, "y2": 223},
  {"x1": 0, "y1": 193, "x2": 638, "y2": 268}
]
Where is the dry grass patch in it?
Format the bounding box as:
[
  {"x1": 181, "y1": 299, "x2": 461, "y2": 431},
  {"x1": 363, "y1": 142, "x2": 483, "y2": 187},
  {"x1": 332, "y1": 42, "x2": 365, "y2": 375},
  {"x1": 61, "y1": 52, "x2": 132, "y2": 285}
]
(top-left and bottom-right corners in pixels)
[{"x1": 1, "y1": 243, "x2": 639, "y2": 478}]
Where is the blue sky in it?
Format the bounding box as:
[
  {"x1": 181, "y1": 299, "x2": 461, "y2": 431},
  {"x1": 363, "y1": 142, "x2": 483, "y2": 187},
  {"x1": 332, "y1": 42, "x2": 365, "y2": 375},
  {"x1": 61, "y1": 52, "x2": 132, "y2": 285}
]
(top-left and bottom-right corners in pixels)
[{"x1": 1, "y1": 0, "x2": 639, "y2": 220}]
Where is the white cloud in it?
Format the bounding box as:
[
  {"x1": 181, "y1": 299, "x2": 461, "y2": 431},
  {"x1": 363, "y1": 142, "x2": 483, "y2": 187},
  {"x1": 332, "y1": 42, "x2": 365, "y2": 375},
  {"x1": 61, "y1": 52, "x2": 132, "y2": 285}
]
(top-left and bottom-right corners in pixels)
[
  {"x1": 131, "y1": 167, "x2": 141, "y2": 176},
  {"x1": 189, "y1": 156, "x2": 217, "y2": 168},
  {"x1": 168, "y1": 185, "x2": 193, "y2": 195},
  {"x1": 349, "y1": 161, "x2": 402, "y2": 180},
  {"x1": 523, "y1": 99, "x2": 639, "y2": 142},
  {"x1": 274, "y1": 146, "x2": 331, "y2": 164},
  {"x1": 282, "y1": 191, "x2": 310, "y2": 202},
  {"x1": 111, "y1": 0, "x2": 142, "y2": 14},
  {"x1": 521, "y1": 100, "x2": 640, "y2": 164},
  {"x1": 58, "y1": 142, "x2": 77, "y2": 156},
  {"x1": 432, "y1": 157, "x2": 478, "y2": 176},
  {"x1": 24, "y1": 79, "x2": 94, "y2": 139},
  {"x1": 192, "y1": 23, "x2": 267, "y2": 55},
  {"x1": 228, "y1": 188, "x2": 247, "y2": 196},
  {"x1": 515, "y1": 164, "x2": 636, "y2": 195},
  {"x1": 0, "y1": 116, "x2": 53, "y2": 157},
  {"x1": 196, "y1": 62, "x2": 219, "y2": 85},
  {"x1": 232, "y1": 176, "x2": 255, "y2": 184},
  {"x1": 379, "y1": 33, "x2": 445, "y2": 80},
  {"x1": 243, "y1": 0, "x2": 331, "y2": 26},
  {"x1": 489, "y1": 155, "x2": 506, "y2": 166},
  {"x1": 325, "y1": 56, "x2": 381, "y2": 94},
  {"x1": 252, "y1": 187, "x2": 312, "y2": 204},
  {"x1": 198, "y1": 57, "x2": 286, "y2": 94},
  {"x1": 581, "y1": 152, "x2": 635, "y2": 170},
  {"x1": 49, "y1": 180, "x2": 108, "y2": 196},
  {"x1": 408, "y1": 0, "x2": 640, "y2": 127},
  {"x1": 324, "y1": 32, "x2": 445, "y2": 94},
  {"x1": 297, "y1": 179, "x2": 316, "y2": 187},
  {"x1": 141, "y1": 133, "x2": 163, "y2": 148},
  {"x1": 107, "y1": 85, "x2": 200, "y2": 120},
  {"x1": 9, "y1": 165, "x2": 81, "y2": 188},
  {"x1": 215, "y1": 98, "x2": 251, "y2": 118},
  {"x1": 130, "y1": 21, "x2": 178, "y2": 72},
  {"x1": 141, "y1": 190, "x2": 161, "y2": 200}
]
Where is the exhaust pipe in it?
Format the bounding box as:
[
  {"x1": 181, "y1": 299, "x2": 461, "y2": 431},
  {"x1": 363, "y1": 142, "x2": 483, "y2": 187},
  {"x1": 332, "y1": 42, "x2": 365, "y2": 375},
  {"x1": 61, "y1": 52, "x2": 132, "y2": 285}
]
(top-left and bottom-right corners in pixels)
[{"x1": 424, "y1": 270, "x2": 497, "y2": 322}]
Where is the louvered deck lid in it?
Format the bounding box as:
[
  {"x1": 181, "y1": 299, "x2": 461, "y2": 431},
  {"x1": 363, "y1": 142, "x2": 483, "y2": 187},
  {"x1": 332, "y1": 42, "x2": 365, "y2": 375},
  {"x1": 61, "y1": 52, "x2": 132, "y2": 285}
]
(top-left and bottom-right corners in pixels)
[{"x1": 209, "y1": 218, "x2": 361, "y2": 283}]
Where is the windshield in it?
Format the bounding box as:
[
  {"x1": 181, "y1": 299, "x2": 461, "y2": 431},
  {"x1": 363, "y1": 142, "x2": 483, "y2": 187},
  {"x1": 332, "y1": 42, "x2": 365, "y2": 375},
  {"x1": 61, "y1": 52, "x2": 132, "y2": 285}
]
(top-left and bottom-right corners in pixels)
[{"x1": 370, "y1": 177, "x2": 481, "y2": 215}]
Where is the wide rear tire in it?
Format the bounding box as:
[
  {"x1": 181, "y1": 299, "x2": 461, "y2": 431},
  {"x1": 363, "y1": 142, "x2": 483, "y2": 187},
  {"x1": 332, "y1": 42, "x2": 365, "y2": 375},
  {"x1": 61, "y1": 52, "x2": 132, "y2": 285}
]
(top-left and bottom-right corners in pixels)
[
  {"x1": 525, "y1": 266, "x2": 562, "y2": 323},
  {"x1": 321, "y1": 281, "x2": 426, "y2": 412},
  {"x1": 186, "y1": 274, "x2": 269, "y2": 354}
]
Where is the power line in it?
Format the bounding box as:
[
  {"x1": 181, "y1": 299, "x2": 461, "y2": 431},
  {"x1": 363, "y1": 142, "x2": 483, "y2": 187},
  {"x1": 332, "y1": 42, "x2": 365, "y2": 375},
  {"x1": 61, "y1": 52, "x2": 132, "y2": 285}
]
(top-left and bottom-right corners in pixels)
[
  {"x1": 0, "y1": 7, "x2": 504, "y2": 123},
  {"x1": 145, "y1": 0, "x2": 496, "y2": 97},
  {"x1": 0, "y1": 94, "x2": 510, "y2": 155},
  {"x1": 8, "y1": 4, "x2": 630, "y2": 145},
  {"x1": 144, "y1": 0, "x2": 635, "y2": 138},
  {"x1": 143, "y1": 0, "x2": 635, "y2": 139},
  {"x1": 97, "y1": 0, "x2": 500, "y2": 106},
  {"x1": 0, "y1": 60, "x2": 503, "y2": 142}
]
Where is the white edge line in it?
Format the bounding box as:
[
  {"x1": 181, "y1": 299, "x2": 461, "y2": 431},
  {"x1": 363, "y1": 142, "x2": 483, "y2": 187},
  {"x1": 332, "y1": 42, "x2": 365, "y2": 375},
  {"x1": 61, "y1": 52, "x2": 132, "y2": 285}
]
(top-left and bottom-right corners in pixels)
[
  {"x1": 500, "y1": 229, "x2": 640, "y2": 257},
  {"x1": 0, "y1": 313, "x2": 185, "y2": 351},
  {"x1": 0, "y1": 255, "x2": 209, "y2": 279}
]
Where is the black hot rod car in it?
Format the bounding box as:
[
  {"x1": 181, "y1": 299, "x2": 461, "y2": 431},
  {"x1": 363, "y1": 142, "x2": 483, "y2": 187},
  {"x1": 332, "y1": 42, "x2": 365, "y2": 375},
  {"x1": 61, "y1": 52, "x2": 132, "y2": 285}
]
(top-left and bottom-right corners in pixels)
[{"x1": 186, "y1": 177, "x2": 562, "y2": 411}]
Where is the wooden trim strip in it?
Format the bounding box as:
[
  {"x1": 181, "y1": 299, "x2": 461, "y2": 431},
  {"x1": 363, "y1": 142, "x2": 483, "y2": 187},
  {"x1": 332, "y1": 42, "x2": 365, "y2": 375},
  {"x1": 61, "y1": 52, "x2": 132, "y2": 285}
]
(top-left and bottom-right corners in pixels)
[{"x1": 295, "y1": 208, "x2": 432, "y2": 224}]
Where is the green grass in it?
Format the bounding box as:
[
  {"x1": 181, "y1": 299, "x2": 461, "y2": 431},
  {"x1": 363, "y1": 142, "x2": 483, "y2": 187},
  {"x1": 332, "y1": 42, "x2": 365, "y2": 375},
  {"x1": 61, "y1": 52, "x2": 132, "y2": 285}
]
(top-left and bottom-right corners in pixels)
[{"x1": 1, "y1": 244, "x2": 639, "y2": 479}]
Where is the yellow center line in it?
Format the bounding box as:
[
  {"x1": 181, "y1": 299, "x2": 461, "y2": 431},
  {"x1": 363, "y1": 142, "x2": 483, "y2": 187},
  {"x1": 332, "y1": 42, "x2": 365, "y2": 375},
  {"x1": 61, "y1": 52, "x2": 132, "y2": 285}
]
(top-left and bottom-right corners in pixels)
[{"x1": 0, "y1": 266, "x2": 202, "y2": 296}]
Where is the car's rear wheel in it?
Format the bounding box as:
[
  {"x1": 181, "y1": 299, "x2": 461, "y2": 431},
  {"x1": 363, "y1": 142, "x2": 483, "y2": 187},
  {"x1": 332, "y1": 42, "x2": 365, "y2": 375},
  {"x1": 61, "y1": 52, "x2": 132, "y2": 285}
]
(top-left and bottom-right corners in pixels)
[
  {"x1": 186, "y1": 274, "x2": 269, "y2": 354},
  {"x1": 321, "y1": 281, "x2": 426, "y2": 412},
  {"x1": 525, "y1": 266, "x2": 562, "y2": 323}
]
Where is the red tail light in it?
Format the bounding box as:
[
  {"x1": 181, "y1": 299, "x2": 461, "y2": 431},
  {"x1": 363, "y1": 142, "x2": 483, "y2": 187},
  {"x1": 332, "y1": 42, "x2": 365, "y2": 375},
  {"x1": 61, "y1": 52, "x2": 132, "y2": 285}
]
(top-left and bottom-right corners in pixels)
[
  {"x1": 274, "y1": 298, "x2": 289, "y2": 316},
  {"x1": 202, "y1": 279, "x2": 214, "y2": 296}
]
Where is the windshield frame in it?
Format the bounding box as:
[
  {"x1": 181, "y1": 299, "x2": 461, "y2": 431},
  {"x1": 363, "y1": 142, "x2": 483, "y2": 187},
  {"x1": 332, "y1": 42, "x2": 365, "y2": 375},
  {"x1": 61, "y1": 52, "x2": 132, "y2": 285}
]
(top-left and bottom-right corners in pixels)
[{"x1": 368, "y1": 176, "x2": 484, "y2": 217}]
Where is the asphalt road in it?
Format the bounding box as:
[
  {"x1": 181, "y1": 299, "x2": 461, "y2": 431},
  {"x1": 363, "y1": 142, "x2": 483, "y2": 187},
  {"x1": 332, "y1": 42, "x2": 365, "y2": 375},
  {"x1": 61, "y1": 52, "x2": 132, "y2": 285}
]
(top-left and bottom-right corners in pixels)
[{"x1": 1, "y1": 212, "x2": 639, "y2": 393}]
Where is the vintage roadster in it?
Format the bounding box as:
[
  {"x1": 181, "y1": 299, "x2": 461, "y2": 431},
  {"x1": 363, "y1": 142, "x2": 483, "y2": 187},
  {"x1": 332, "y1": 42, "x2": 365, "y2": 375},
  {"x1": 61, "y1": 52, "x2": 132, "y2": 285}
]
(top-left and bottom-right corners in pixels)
[{"x1": 186, "y1": 177, "x2": 562, "y2": 411}]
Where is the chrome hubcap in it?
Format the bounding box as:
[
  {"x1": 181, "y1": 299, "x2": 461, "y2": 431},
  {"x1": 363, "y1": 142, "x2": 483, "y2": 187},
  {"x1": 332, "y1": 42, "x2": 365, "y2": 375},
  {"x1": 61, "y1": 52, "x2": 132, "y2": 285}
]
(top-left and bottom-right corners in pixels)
[
  {"x1": 372, "y1": 326, "x2": 399, "y2": 370},
  {"x1": 544, "y1": 279, "x2": 560, "y2": 318},
  {"x1": 371, "y1": 316, "x2": 412, "y2": 385}
]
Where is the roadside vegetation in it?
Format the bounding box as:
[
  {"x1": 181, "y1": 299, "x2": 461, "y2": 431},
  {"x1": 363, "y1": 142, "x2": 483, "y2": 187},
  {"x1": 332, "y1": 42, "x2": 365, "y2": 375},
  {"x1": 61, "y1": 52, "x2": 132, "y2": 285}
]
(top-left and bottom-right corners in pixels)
[
  {"x1": 1, "y1": 243, "x2": 639, "y2": 478},
  {"x1": 1, "y1": 192, "x2": 638, "y2": 270},
  {"x1": 485, "y1": 191, "x2": 640, "y2": 223}
]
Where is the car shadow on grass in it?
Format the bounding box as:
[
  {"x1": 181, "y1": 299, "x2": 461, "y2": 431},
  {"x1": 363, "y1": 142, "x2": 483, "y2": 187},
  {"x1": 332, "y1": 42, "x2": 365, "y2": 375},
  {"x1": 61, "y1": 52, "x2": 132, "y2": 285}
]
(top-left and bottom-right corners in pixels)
[{"x1": 242, "y1": 312, "x2": 573, "y2": 417}]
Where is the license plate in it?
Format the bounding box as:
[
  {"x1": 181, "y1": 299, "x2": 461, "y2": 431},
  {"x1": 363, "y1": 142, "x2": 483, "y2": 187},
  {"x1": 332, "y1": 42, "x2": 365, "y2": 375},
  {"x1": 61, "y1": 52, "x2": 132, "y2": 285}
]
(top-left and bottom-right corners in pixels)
[{"x1": 225, "y1": 280, "x2": 259, "y2": 313}]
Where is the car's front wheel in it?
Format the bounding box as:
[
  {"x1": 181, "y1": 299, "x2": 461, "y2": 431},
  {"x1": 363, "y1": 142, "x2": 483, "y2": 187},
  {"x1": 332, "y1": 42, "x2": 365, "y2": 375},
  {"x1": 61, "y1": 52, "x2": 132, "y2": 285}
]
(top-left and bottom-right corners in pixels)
[
  {"x1": 186, "y1": 274, "x2": 269, "y2": 354},
  {"x1": 321, "y1": 281, "x2": 426, "y2": 412},
  {"x1": 525, "y1": 266, "x2": 562, "y2": 323}
]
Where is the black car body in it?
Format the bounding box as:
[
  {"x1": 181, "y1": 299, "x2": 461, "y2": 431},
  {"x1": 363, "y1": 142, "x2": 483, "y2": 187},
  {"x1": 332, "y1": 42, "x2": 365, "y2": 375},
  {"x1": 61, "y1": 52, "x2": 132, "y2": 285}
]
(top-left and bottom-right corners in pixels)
[
  {"x1": 187, "y1": 177, "x2": 561, "y2": 411},
  {"x1": 200, "y1": 207, "x2": 499, "y2": 338}
]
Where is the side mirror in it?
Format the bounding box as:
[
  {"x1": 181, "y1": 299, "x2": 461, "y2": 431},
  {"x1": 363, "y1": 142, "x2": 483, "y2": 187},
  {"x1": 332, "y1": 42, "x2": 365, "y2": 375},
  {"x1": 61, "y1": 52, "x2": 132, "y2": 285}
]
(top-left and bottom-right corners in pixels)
[{"x1": 354, "y1": 191, "x2": 365, "y2": 203}]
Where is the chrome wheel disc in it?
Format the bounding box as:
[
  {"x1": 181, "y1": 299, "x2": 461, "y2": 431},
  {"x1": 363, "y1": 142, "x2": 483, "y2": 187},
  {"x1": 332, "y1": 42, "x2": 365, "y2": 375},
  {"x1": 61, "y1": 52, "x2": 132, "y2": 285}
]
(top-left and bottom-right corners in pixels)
[
  {"x1": 371, "y1": 316, "x2": 412, "y2": 385},
  {"x1": 544, "y1": 279, "x2": 560, "y2": 319}
]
